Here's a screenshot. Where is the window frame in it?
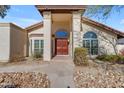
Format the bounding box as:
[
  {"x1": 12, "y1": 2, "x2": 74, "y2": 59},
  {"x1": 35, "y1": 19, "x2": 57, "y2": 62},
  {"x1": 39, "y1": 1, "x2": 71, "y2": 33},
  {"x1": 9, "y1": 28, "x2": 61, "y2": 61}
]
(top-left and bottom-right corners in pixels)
[
  {"x1": 83, "y1": 32, "x2": 98, "y2": 55},
  {"x1": 33, "y1": 39, "x2": 44, "y2": 56}
]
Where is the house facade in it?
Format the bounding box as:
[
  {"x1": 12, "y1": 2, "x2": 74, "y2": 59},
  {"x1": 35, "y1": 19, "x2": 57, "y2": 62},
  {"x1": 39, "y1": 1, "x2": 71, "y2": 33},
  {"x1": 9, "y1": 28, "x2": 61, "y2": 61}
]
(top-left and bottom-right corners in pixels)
[{"x1": 0, "y1": 5, "x2": 124, "y2": 62}]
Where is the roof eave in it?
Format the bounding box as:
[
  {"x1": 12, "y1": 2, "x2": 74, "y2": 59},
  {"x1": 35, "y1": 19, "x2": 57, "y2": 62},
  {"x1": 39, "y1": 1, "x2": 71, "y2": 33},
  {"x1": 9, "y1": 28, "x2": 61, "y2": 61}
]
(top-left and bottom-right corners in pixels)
[{"x1": 82, "y1": 17, "x2": 124, "y2": 37}]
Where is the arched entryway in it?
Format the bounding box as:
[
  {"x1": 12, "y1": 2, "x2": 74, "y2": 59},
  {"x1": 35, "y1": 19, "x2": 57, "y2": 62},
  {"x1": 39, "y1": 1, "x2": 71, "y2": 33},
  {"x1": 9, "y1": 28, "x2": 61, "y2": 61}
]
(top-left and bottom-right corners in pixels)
[{"x1": 55, "y1": 30, "x2": 69, "y2": 55}]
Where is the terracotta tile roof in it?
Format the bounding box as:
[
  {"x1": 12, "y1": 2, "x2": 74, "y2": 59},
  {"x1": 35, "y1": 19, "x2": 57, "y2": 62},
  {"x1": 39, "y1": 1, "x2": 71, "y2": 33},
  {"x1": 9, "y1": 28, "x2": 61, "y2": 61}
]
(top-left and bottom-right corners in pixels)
[
  {"x1": 25, "y1": 22, "x2": 43, "y2": 31},
  {"x1": 36, "y1": 5, "x2": 87, "y2": 11},
  {"x1": 82, "y1": 17, "x2": 124, "y2": 37}
]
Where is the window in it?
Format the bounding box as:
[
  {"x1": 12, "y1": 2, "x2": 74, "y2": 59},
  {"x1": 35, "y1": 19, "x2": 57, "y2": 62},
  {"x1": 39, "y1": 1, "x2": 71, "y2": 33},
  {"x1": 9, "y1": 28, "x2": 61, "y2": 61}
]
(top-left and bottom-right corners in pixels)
[
  {"x1": 34, "y1": 40, "x2": 44, "y2": 57},
  {"x1": 83, "y1": 32, "x2": 98, "y2": 55},
  {"x1": 55, "y1": 30, "x2": 68, "y2": 38}
]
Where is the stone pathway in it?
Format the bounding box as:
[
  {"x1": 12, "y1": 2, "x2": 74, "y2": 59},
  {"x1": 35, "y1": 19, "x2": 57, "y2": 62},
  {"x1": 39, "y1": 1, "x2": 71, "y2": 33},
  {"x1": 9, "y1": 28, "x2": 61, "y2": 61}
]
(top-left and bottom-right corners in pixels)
[{"x1": 0, "y1": 56, "x2": 75, "y2": 88}]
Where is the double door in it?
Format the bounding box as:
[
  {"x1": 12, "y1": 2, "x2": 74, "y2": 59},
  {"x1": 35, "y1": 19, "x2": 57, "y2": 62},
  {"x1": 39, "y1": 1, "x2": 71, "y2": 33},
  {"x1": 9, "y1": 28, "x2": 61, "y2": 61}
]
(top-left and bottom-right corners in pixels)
[{"x1": 56, "y1": 38, "x2": 68, "y2": 55}]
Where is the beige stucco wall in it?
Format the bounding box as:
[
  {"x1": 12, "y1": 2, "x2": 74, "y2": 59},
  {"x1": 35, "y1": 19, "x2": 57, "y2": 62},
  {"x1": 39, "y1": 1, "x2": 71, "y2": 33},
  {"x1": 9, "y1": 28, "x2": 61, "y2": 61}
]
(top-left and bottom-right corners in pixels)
[
  {"x1": 0, "y1": 23, "x2": 10, "y2": 62},
  {"x1": 28, "y1": 27, "x2": 44, "y2": 36},
  {"x1": 81, "y1": 22, "x2": 118, "y2": 55},
  {"x1": 117, "y1": 45, "x2": 124, "y2": 54},
  {"x1": 0, "y1": 23, "x2": 27, "y2": 62},
  {"x1": 28, "y1": 26, "x2": 44, "y2": 56},
  {"x1": 10, "y1": 24, "x2": 27, "y2": 61}
]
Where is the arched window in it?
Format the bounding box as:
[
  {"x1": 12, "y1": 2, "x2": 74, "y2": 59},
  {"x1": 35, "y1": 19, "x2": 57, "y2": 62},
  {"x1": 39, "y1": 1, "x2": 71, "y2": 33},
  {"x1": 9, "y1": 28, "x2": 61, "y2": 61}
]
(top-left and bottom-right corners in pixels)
[
  {"x1": 55, "y1": 30, "x2": 68, "y2": 38},
  {"x1": 83, "y1": 31, "x2": 98, "y2": 55}
]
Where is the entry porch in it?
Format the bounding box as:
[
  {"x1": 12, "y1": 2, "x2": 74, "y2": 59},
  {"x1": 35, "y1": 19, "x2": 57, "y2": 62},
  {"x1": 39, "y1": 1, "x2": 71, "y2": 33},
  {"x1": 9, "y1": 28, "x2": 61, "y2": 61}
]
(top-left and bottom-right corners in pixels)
[{"x1": 43, "y1": 11, "x2": 82, "y2": 61}]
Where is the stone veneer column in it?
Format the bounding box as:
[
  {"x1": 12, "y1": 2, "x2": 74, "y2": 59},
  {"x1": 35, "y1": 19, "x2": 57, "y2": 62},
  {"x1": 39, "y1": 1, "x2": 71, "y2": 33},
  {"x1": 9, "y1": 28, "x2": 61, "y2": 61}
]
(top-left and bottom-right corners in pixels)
[
  {"x1": 72, "y1": 11, "x2": 81, "y2": 56},
  {"x1": 43, "y1": 11, "x2": 52, "y2": 61}
]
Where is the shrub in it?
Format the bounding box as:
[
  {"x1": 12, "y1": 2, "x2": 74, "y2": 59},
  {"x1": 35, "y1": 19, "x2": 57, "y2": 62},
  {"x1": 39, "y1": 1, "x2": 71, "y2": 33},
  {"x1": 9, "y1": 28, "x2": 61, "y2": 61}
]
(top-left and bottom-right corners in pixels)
[
  {"x1": 74, "y1": 47, "x2": 88, "y2": 66},
  {"x1": 96, "y1": 55, "x2": 107, "y2": 61},
  {"x1": 105, "y1": 55, "x2": 119, "y2": 63},
  {"x1": 33, "y1": 52, "x2": 43, "y2": 58},
  {"x1": 96, "y1": 55, "x2": 119, "y2": 63},
  {"x1": 97, "y1": 54, "x2": 124, "y2": 64}
]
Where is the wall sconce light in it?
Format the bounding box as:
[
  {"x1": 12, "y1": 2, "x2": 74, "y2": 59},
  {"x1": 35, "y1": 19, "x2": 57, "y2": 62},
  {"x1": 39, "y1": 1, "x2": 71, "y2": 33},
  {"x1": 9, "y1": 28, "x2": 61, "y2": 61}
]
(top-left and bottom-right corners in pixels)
[
  {"x1": 52, "y1": 34, "x2": 55, "y2": 38},
  {"x1": 68, "y1": 39, "x2": 70, "y2": 43}
]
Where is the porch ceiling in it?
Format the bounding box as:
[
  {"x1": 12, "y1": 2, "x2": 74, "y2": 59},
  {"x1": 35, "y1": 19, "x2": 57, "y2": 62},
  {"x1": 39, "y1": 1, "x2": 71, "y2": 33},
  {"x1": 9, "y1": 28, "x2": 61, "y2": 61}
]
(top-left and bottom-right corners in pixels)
[{"x1": 52, "y1": 14, "x2": 72, "y2": 22}]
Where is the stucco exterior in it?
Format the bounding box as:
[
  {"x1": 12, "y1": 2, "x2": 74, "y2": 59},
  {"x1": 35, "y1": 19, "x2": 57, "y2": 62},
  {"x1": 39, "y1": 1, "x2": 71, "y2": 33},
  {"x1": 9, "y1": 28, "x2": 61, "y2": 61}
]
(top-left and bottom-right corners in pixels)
[
  {"x1": 0, "y1": 23, "x2": 10, "y2": 62},
  {"x1": 10, "y1": 24, "x2": 27, "y2": 61},
  {"x1": 0, "y1": 23, "x2": 27, "y2": 62}
]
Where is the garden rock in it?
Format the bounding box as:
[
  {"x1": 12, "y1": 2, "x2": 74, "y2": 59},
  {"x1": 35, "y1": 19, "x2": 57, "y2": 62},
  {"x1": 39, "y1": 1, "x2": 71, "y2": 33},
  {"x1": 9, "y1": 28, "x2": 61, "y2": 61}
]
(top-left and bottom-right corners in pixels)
[{"x1": 0, "y1": 72, "x2": 50, "y2": 88}]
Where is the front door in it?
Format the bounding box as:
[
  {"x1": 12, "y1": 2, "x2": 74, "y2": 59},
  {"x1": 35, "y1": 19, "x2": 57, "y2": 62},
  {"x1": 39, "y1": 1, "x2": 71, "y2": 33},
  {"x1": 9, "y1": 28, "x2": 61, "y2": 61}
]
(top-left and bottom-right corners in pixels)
[{"x1": 56, "y1": 38, "x2": 68, "y2": 55}]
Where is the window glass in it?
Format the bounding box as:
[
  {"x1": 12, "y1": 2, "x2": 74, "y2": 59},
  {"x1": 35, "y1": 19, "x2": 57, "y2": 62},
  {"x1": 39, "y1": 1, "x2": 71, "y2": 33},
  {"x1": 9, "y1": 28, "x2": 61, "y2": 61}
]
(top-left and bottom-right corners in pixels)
[
  {"x1": 34, "y1": 40, "x2": 39, "y2": 49},
  {"x1": 40, "y1": 40, "x2": 44, "y2": 48},
  {"x1": 83, "y1": 31, "x2": 97, "y2": 38},
  {"x1": 33, "y1": 40, "x2": 44, "y2": 57},
  {"x1": 83, "y1": 32, "x2": 98, "y2": 55},
  {"x1": 55, "y1": 31, "x2": 68, "y2": 38}
]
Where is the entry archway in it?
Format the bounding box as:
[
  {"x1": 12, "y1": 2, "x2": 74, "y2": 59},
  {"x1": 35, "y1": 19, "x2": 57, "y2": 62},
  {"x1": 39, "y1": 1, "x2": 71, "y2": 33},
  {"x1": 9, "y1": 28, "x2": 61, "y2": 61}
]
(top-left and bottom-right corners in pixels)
[{"x1": 55, "y1": 29, "x2": 69, "y2": 55}]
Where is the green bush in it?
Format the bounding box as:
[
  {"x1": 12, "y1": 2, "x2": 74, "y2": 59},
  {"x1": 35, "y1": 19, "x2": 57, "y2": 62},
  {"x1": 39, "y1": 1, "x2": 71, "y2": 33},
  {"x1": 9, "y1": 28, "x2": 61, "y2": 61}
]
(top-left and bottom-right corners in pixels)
[
  {"x1": 33, "y1": 52, "x2": 43, "y2": 58},
  {"x1": 105, "y1": 55, "x2": 119, "y2": 63},
  {"x1": 74, "y1": 47, "x2": 88, "y2": 66},
  {"x1": 96, "y1": 55, "x2": 107, "y2": 61},
  {"x1": 96, "y1": 55, "x2": 119, "y2": 63},
  {"x1": 97, "y1": 54, "x2": 124, "y2": 64}
]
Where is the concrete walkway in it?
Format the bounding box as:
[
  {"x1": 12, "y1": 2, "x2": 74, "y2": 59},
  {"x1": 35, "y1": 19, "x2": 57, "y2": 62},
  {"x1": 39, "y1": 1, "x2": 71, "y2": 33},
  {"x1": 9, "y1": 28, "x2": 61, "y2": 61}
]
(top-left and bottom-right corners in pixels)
[{"x1": 0, "y1": 56, "x2": 75, "y2": 88}]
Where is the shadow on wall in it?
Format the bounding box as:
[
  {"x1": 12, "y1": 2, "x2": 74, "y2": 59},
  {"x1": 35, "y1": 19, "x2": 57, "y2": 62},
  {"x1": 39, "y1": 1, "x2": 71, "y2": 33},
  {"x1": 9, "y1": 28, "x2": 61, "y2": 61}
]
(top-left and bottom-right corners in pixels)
[{"x1": 99, "y1": 46, "x2": 108, "y2": 55}]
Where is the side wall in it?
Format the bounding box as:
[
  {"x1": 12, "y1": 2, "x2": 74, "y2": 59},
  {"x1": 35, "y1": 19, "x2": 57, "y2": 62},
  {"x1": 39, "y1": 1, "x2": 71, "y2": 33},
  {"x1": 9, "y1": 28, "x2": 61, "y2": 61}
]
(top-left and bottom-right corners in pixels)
[
  {"x1": 10, "y1": 24, "x2": 27, "y2": 61},
  {"x1": 0, "y1": 24, "x2": 10, "y2": 62},
  {"x1": 81, "y1": 22, "x2": 118, "y2": 55}
]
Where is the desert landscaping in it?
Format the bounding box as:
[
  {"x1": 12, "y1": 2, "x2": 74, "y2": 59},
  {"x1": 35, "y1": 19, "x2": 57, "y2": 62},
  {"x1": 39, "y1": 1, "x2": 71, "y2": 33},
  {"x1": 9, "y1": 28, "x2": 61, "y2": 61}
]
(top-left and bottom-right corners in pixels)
[{"x1": 0, "y1": 56, "x2": 123, "y2": 88}]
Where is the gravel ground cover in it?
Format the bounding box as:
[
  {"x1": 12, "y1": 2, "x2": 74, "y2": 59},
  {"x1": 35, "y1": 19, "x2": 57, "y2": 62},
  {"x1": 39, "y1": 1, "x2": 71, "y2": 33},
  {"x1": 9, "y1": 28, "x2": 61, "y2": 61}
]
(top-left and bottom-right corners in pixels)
[
  {"x1": 0, "y1": 72, "x2": 50, "y2": 88},
  {"x1": 74, "y1": 60, "x2": 124, "y2": 88}
]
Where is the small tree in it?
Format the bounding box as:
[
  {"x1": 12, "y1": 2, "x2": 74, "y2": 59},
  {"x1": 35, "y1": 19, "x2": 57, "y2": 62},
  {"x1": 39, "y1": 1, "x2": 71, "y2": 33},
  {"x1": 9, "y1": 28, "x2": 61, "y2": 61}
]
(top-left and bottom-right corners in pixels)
[
  {"x1": 98, "y1": 31, "x2": 118, "y2": 55},
  {"x1": 84, "y1": 5, "x2": 124, "y2": 21},
  {"x1": 0, "y1": 5, "x2": 10, "y2": 18}
]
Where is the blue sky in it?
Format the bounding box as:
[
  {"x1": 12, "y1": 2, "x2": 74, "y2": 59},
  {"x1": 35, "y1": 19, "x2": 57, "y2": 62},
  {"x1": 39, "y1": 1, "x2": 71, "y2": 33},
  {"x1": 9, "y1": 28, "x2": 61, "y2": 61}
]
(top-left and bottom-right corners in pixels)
[{"x1": 0, "y1": 5, "x2": 124, "y2": 32}]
